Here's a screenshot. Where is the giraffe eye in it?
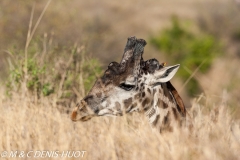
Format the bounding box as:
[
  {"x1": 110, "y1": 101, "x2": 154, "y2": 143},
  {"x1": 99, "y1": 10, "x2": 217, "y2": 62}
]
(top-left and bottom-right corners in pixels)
[{"x1": 119, "y1": 83, "x2": 135, "y2": 91}]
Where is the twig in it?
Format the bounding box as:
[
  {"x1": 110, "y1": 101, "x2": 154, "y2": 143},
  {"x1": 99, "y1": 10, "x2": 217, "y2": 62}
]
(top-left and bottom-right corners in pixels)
[
  {"x1": 23, "y1": 3, "x2": 35, "y2": 96},
  {"x1": 23, "y1": 0, "x2": 52, "y2": 96},
  {"x1": 179, "y1": 59, "x2": 206, "y2": 93},
  {"x1": 57, "y1": 53, "x2": 74, "y2": 99},
  {"x1": 25, "y1": 0, "x2": 52, "y2": 49},
  {"x1": 72, "y1": 87, "x2": 83, "y2": 99}
]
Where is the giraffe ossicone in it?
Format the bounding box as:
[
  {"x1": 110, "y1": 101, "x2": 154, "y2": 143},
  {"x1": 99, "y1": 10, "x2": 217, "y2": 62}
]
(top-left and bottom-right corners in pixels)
[{"x1": 71, "y1": 36, "x2": 188, "y2": 132}]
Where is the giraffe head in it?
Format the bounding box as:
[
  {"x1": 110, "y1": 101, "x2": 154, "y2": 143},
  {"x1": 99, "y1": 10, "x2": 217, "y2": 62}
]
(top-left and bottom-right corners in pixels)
[{"x1": 71, "y1": 37, "x2": 180, "y2": 122}]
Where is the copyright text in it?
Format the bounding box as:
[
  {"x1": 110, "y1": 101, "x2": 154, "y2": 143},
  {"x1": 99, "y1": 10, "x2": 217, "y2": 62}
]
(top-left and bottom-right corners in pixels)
[{"x1": 0, "y1": 150, "x2": 86, "y2": 158}]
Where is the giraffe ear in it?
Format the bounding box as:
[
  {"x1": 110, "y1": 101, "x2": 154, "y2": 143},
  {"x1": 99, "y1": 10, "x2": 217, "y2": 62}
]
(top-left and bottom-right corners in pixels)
[{"x1": 154, "y1": 64, "x2": 180, "y2": 83}]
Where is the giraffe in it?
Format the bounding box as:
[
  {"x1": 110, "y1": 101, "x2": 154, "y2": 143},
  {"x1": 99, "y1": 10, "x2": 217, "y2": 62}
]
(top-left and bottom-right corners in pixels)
[{"x1": 71, "y1": 36, "x2": 189, "y2": 132}]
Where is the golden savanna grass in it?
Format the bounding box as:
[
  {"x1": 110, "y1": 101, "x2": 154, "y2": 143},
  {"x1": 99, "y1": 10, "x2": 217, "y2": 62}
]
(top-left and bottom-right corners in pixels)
[{"x1": 0, "y1": 89, "x2": 240, "y2": 160}]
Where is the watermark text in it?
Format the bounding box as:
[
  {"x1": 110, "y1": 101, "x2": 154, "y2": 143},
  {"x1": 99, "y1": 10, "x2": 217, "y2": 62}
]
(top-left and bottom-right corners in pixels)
[{"x1": 1, "y1": 150, "x2": 86, "y2": 158}]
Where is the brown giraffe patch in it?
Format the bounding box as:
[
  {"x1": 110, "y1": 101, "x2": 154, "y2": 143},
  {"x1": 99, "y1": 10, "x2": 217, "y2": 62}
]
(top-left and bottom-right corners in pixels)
[
  {"x1": 134, "y1": 93, "x2": 141, "y2": 99},
  {"x1": 160, "y1": 126, "x2": 173, "y2": 133},
  {"x1": 157, "y1": 99, "x2": 161, "y2": 107},
  {"x1": 142, "y1": 98, "x2": 150, "y2": 107},
  {"x1": 172, "y1": 107, "x2": 178, "y2": 120},
  {"x1": 115, "y1": 102, "x2": 121, "y2": 111},
  {"x1": 163, "y1": 102, "x2": 168, "y2": 109},
  {"x1": 163, "y1": 111, "x2": 170, "y2": 125},
  {"x1": 143, "y1": 100, "x2": 152, "y2": 111},
  {"x1": 126, "y1": 102, "x2": 137, "y2": 112},
  {"x1": 123, "y1": 98, "x2": 133, "y2": 109},
  {"x1": 106, "y1": 100, "x2": 111, "y2": 108},
  {"x1": 142, "y1": 92, "x2": 146, "y2": 98},
  {"x1": 143, "y1": 106, "x2": 151, "y2": 111},
  {"x1": 83, "y1": 95, "x2": 93, "y2": 102},
  {"x1": 152, "y1": 114, "x2": 160, "y2": 126},
  {"x1": 153, "y1": 88, "x2": 156, "y2": 95},
  {"x1": 151, "y1": 100, "x2": 154, "y2": 106},
  {"x1": 157, "y1": 99, "x2": 168, "y2": 109},
  {"x1": 147, "y1": 88, "x2": 151, "y2": 94},
  {"x1": 159, "y1": 88, "x2": 162, "y2": 93},
  {"x1": 96, "y1": 92, "x2": 102, "y2": 98}
]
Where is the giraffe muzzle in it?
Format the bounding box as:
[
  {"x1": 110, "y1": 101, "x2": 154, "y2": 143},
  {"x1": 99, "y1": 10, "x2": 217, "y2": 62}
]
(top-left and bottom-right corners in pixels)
[
  {"x1": 71, "y1": 107, "x2": 78, "y2": 121},
  {"x1": 71, "y1": 106, "x2": 95, "y2": 122}
]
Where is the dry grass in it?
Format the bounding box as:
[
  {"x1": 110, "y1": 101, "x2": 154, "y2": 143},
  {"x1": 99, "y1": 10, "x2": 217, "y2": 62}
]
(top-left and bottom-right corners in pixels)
[{"x1": 0, "y1": 89, "x2": 240, "y2": 160}]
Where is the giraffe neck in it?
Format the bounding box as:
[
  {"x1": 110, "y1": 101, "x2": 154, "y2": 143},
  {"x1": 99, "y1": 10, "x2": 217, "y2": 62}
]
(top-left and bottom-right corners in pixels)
[{"x1": 144, "y1": 82, "x2": 186, "y2": 132}]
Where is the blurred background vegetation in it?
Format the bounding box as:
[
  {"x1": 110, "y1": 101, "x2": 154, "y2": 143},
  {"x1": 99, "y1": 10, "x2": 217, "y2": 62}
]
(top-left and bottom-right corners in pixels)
[
  {"x1": 0, "y1": 0, "x2": 240, "y2": 117},
  {"x1": 150, "y1": 16, "x2": 222, "y2": 96}
]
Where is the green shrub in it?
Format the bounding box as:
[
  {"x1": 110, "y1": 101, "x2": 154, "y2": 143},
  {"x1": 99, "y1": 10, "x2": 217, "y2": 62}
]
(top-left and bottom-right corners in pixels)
[
  {"x1": 150, "y1": 16, "x2": 222, "y2": 96},
  {"x1": 83, "y1": 58, "x2": 102, "y2": 92},
  {"x1": 5, "y1": 38, "x2": 102, "y2": 105}
]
